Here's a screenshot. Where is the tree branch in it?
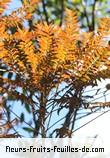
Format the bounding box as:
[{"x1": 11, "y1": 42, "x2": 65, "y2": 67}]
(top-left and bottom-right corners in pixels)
[
  {"x1": 91, "y1": 0, "x2": 97, "y2": 31},
  {"x1": 60, "y1": 0, "x2": 64, "y2": 26},
  {"x1": 42, "y1": 0, "x2": 49, "y2": 24}
]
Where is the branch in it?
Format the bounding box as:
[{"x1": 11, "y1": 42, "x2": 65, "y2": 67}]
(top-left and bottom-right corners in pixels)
[
  {"x1": 72, "y1": 109, "x2": 110, "y2": 134},
  {"x1": 69, "y1": 109, "x2": 78, "y2": 137},
  {"x1": 91, "y1": 0, "x2": 97, "y2": 31},
  {"x1": 88, "y1": 102, "x2": 110, "y2": 109},
  {"x1": 42, "y1": 0, "x2": 49, "y2": 24},
  {"x1": 81, "y1": 0, "x2": 91, "y2": 31},
  {"x1": 60, "y1": 0, "x2": 64, "y2": 26}
]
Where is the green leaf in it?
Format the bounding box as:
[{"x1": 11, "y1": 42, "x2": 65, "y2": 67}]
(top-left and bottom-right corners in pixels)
[
  {"x1": 23, "y1": 89, "x2": 27, "y2": 95},
  {"x1": 23, "y1": 127, "x2": 34, "y2": 133},
  {"x1": 20, "y1": 113, "x2": 25, "y2": 123},
  {"x1": 25, "y1": 104, "x2": 31, "y2": 113},
  {"x1": 8, "y1": 72, "x2": 13, "y2": 79}
]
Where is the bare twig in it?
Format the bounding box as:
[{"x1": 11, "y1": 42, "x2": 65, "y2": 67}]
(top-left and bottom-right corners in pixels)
[
  {"x1": 42, "y1": 0, "x2": 49, "y2": 24},
  {"x1": 60, "y1": 0, "x2": 64, "y2": 26},
  {"x1": 72, "y1": 109, "x2": 110, "y2": 134}
]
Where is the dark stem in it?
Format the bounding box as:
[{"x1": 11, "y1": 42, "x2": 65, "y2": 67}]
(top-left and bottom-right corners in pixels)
[
  {"x1": 60, "y1": 0, "x2": 64, "y2": 26},
  {"x1": 32, "y1": 104, "x2": 38, "y2": 137},
  {"x1": 69, "y1": 108, "x2": 78, "y2": 137},
  {"x1": 63, "y1": 108, "x2": 74, "y2": 129},
  {"x1": 81, "y1": 1, "x2": 91, "y2": 31},
  {"x1": 34, "y1": 92, "x2": 47, "y2": 137},
  {"x1": 42, "y1": 0, "x2": 49, "y2": 24},
  {"x1": 91, "y1": 0, "x2": 97, "y2": 31}
]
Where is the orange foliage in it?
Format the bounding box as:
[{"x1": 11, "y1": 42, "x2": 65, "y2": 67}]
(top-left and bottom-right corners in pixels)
[{"x1": 0, "y1": 0, "x2": 110, "y2": 92}]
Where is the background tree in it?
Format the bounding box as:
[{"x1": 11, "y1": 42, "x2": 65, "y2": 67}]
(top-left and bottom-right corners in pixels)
[{"x1": 0, "y1": 0, "x2": 110, "y2": 138}]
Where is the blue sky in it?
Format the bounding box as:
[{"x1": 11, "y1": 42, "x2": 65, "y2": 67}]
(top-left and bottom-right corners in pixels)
[{"x1": 6, "y1": 0, "x2": 22, "y2": 14}]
